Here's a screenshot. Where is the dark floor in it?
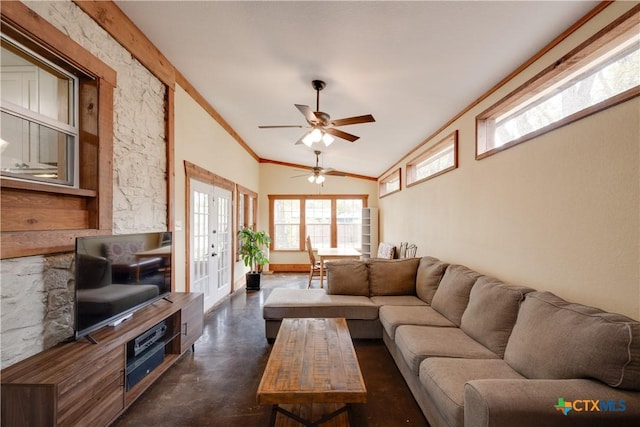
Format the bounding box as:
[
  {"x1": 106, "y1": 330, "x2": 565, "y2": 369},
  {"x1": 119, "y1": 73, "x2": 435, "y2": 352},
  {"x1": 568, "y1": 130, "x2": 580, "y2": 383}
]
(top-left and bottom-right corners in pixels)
[{"x1": 112, "y1": 273, "x2": 429, "y2": 427}]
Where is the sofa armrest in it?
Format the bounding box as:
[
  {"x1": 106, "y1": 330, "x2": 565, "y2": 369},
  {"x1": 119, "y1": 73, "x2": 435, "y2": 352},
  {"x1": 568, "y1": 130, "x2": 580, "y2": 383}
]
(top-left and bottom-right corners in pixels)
[{"x1": 464, "y1": 379, "x2": 640, "y2": 427}]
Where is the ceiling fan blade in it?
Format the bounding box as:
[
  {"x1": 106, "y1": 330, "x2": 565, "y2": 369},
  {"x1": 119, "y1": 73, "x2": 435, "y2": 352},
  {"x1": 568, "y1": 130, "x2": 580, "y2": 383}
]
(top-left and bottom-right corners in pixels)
[
  {"x1": 295, "y1": 104, "x2": 318, "y2": 124},
  {"x1": 258, "y1": 125, "x2": 306, "y2": 129},
  {"x1": 330, "y1": 114, "x2": 375, "y2": 127},
  {"x1": 324, "y1": 127, "x2": 360, "y2": 142},
  {"x1": 320, "y1": 167, "x2": 334, "y2": 174}
]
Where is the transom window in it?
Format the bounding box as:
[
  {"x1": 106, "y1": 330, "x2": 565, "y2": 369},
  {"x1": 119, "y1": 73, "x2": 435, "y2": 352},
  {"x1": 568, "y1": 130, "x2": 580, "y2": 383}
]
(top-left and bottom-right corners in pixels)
[
  {"x1": 407, "y1": 131, "x2": 458, "y2": 186},
  {"x1": 269, "y1": 195, "x2": 367, "y2": 250},
  {"x1": 1, "y1": 34, "x2": 79, "y2": 186},
  {"x1": 477, "y1": 7, "x2": 640, "y2": 159},
  {"x1": 379, "y1": 168, "x2": 401, "y2": 198}
]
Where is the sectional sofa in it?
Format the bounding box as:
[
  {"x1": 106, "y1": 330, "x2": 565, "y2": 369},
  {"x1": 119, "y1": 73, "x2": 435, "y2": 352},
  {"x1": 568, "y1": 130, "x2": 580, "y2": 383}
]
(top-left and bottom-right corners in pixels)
[{"x1": 262, "y1": 256, "x2": 640, "y2": 427}]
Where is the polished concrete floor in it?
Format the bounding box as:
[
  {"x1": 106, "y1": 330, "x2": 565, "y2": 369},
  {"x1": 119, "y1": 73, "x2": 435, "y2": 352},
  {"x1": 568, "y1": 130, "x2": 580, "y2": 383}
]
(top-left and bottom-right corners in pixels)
[{"x1": 113, "y1": 273, "x2": 430, "y2": 427}]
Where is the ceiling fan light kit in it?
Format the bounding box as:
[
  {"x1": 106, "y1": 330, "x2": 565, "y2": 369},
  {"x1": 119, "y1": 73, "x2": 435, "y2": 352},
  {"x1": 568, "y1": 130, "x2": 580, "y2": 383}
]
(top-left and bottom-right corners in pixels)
[{"x1": 260, "y1": 79, "x2": 374, "y2": 183}]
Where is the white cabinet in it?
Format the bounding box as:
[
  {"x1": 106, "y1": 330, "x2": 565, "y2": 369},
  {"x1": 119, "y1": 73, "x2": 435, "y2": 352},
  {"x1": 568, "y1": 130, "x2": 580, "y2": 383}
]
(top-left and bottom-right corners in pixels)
[{"x1": 361, "y1": 207, "x2": 379, "y2": 259}]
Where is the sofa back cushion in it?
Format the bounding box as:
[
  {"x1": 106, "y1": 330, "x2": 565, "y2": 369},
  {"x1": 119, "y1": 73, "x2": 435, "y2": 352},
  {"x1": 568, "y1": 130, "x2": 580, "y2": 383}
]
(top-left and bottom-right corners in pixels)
[
  {"x1": 504, "y1": 291, "x2": 640, "y2": 390},
  {"x1": 460, "y1": 277, "x2": 533, "y2": 358},
  {"x1": 431, "y1": 264, "x2": 481, "y2": 326},
  {"x1": 415, "y1": 256, "x2": 449, "y2": 304},
  {"x1": 368, "y1": 258, "x2": 420, "y2": 296},
  {"x1": 326, "y1": 260, "x2": 369, "y2": 296}
]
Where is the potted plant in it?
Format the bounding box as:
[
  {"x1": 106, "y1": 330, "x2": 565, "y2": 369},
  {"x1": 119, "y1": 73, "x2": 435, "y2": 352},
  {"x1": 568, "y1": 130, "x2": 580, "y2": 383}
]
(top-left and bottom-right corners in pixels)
[{"x1": 238, "y1": 227, "x2": 272, "y2": 291}]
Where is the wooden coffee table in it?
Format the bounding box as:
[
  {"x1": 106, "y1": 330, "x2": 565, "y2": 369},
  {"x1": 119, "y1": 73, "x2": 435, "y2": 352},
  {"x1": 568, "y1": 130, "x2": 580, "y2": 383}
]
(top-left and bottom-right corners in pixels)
[{"x1": 257, "y1": 318, "x2": 367, "y2": 426}]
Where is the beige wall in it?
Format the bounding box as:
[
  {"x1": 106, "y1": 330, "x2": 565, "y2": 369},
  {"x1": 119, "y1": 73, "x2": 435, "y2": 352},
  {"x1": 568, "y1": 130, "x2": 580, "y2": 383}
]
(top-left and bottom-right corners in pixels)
[
  {"x1": 173, "y1": 85, "x2": 261, "y2": 291},
  {"x1": 379, "y1": 1, "x2": 640, "y2": 320},
  {"x1": 258, "y1": 162, "x2": 378, "y2": 266}
]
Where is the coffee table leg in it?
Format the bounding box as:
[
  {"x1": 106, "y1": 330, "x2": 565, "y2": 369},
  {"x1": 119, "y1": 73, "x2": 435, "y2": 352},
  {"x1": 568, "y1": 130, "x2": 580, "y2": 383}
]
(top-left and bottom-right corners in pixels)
[
  {"x1": 269, "y1": 404, "x2": 278, "y2": 427},
  {"x1": 347, "y1": 404, "x2": 355, "y2": 426}
]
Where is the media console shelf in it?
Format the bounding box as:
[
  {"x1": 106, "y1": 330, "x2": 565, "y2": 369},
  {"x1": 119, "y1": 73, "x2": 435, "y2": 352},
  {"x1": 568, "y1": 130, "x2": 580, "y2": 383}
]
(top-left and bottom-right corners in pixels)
[{"x1": 1, "y1": 292, "x2": 203, "y2": 427}]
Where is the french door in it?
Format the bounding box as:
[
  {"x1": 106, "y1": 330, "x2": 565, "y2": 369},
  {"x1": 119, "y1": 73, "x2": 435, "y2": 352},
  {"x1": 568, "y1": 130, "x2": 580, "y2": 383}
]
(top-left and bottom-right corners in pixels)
[{"x1": 190, "y1": 178, "x2": 232, "y2": 312}]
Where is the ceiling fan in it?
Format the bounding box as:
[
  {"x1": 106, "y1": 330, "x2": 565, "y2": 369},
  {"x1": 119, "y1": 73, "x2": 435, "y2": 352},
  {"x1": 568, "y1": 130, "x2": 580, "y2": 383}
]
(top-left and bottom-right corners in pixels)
[
  {"x1": 292, "y1": 150, "x2": 344, "y2": 184},
  {"x1": 259, "y1": 80, "x2": 375, "y2": 146}
]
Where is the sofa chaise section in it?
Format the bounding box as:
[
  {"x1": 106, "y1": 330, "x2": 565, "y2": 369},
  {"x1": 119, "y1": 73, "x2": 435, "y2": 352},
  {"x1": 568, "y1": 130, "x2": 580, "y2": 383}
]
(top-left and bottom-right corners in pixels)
[{"x1": 263, "y1": 288, "x2": 381, "y2": 339}]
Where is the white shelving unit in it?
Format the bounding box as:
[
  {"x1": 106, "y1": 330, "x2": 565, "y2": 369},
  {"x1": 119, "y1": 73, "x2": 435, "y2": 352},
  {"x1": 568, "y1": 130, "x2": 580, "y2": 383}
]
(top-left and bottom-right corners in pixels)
[{"x1": 361, "y1": 207, "x2": 379, "y2": 259}]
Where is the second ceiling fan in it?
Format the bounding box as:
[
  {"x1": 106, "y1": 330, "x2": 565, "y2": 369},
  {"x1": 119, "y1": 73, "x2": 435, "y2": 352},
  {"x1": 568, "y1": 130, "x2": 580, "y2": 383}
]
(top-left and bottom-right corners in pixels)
[{"x1": 259, "y1": 80, "x2": 375, "y2": 146}]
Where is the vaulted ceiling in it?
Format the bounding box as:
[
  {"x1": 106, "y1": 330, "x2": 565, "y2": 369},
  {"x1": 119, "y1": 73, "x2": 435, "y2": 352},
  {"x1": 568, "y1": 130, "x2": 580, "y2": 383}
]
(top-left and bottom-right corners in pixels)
[{"x1": 115, "y1": 1, "x2": 598, "y2": 178}]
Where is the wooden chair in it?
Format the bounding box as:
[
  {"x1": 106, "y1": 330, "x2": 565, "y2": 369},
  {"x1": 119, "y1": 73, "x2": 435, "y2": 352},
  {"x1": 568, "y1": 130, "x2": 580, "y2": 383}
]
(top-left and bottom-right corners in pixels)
[
  {"x1": 404, "y1": 244, "x2": 417, "y2": 258},
  {"x1": 306, "y1": 236, "x2": 322, "y2": 288},
  {"x1": 398, "y1": 242, "x2": 408, "y2": 258}
]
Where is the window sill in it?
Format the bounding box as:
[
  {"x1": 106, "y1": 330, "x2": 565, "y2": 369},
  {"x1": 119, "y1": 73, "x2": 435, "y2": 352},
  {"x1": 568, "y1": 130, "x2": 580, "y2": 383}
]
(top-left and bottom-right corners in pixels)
[{"x1": 1, "y1": 177, "x2": 97, "y2": 197}]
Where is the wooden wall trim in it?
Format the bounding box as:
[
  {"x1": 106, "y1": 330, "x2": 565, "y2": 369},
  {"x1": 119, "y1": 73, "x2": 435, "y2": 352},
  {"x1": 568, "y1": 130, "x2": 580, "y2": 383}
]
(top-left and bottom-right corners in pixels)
[
  {"x1": 260, "y1": 158, "x2": 377, "y2": 182},
  {"x1": 377, "y1": 1, "x2": 614, "y2": 179},
  {"x1": 184, "y1": 161, "x2": 236, "y2": 193},
  {"x1": 72, "y1": 0, "x2": 175, "y2": 88}
]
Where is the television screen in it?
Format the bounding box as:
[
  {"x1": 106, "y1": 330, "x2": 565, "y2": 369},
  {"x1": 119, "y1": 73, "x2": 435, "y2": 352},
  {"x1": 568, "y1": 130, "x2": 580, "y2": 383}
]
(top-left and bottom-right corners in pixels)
[{"x1": 74, "y1": 231, "x2": 172, "y2": 340}]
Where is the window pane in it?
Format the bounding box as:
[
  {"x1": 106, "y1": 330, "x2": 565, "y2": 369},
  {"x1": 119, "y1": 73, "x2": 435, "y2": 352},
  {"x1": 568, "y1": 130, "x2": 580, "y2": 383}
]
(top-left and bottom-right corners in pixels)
[
  {"x1": 336, "y1": 199, "x2": 362, "y2": 249},
  {"x1": 274, "y1": 199, "x2": 300, "y2": 250},
  {"x1": 414, "y1": 145, "x2": 455, "y2": 181},
  {"x1": 477, "y1": 15, "x2": 640, "y2": 159},
  {"x1": 1, "y1": 36, "x2": 77, "y2": 186},
  {"x1": 407, "y1": 131, "x2": 458, "y2": 186},
  {"x1": 494, "y1": 44, "x2": 640, "y2": 148},
  {"x1": 1, "y1": 40, "x2": 74, "y2": 126},
  {"x1": 305, "y1": 199, "x2": 331, "y2": 248},
  {"x1": 1, "y1": 111, "x2": 73, "y2": 184}
]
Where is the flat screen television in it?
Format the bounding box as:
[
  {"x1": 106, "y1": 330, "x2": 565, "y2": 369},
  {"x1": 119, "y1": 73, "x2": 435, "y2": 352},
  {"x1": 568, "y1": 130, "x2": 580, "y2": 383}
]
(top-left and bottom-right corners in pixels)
[{"x1": 74, "y1": 231, "x2": 172, "y2": 340}]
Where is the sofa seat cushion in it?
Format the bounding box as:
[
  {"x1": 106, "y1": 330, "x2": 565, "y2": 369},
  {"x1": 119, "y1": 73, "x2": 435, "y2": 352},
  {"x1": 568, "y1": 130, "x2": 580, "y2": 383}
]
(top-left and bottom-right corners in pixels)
[
  {"x1": 394, "y1": 325, "x2": 499, "y2": 375},
  {"x1": 419, "y1": 358, "x2": 525, "y2": 427},
  {"x1": 504, "y1": 291, "x2": 640, "y2": 390},
  {"x1": 460, "y1": 276, "x2": 534, "y2": 358},
  {"x1": 415, "y1": 256, "x2": 449, "y2": 304},
  {"x1": 380, "y1": 306, "x2": 455, "y2": 339},
  {"x1": 431, "y1": 264, "x2": 482, "y2": 326},
  {"x1": 262, "y1": 288, "x2": 378, "y2": 320},
  {"x1": 370, "y1": 295, "x2": 427, "y2": 307},
  {"x1": 368, "y1": 258, "x2": 421, "y2": 296}
]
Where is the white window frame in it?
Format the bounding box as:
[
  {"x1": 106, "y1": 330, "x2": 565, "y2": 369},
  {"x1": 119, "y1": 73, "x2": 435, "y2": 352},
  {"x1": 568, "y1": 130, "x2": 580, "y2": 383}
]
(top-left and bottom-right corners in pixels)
[{"x1": 1, "y1": 34, "x2": 79, "y2": 187}]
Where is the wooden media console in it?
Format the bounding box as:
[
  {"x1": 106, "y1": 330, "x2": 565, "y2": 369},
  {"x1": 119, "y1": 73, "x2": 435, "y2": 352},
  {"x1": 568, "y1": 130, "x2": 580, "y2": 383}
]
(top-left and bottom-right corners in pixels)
[{"x1": 1, "y1": 292, "x2": 203, "y2": 426}]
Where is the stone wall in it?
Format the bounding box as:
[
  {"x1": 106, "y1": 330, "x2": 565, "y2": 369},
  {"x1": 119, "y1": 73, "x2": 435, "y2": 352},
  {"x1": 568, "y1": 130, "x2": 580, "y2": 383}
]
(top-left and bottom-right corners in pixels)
[{"x1": 0, "y1": 0, "x2": 167, "y2": 369}]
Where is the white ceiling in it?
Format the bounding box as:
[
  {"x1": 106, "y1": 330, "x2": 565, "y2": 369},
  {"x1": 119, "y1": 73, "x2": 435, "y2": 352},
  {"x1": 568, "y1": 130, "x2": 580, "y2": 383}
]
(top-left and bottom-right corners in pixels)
[{"x1": 115, "y1": 0, "x2": 598, "y2": 178}]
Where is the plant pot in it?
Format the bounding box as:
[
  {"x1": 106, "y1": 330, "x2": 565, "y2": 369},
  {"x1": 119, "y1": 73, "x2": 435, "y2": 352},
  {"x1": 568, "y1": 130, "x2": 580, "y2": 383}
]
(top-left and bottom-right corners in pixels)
[{"x1": 246, "y1": 272, "x2": 261, "y2": 291}]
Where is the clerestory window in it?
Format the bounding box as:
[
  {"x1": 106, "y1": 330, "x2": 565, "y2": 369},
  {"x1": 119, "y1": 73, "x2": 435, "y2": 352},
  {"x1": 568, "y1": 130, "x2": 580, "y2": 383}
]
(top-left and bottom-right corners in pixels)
[
  {"x1": 407, "y1": 131, "x2": 458, "y2": 187},
  {"x1": 477, "y1": 6, "x2": 640, "y2": 159}
]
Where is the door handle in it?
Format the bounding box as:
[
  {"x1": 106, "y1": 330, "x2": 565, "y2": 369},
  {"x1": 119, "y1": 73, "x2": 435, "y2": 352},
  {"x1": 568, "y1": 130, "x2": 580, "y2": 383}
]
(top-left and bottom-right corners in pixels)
[{"x1": 211, "y1": 253, "x2": 218, "y2": 257}]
